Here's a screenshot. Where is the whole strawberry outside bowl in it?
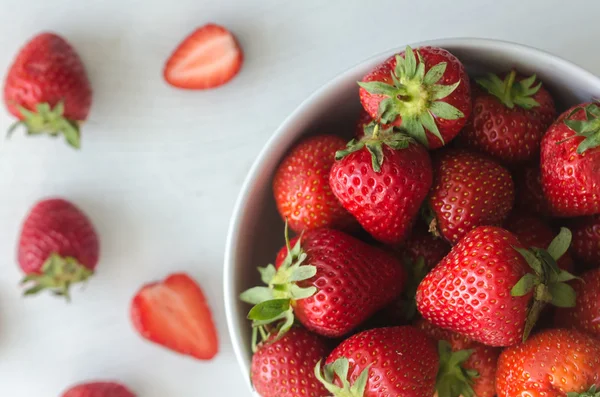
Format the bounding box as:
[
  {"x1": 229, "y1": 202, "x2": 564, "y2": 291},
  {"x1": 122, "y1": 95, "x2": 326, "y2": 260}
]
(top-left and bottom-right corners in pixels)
[{"x1": 224, "y1": 38, "x2": 600, "y2": 395}]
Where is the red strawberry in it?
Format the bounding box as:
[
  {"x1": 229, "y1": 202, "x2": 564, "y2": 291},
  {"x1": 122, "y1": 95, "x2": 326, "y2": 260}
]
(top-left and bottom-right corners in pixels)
[
  {"x1": 541, "y1": 102, "x2": 600, "y2": 217},
  {"x1": 417, "y1": 318, "x2": 501, "y2": 397},
  {"x1": 458, "y1": 71, "x2": 556, "y2": 165},
  {"x1": 569, "y1": 214, "x2": 600, "y2": 269},
  {"x1": 4, "y1": 32, "x2": 92, "y2": 148},
  {"x1": 359, "y1": 46, "x2": 471, "y2": 149},
  {"x1": 496, "y1": 329, "x2": 600, "y2": 397},
  {"x1": 273, "y1": 135, "x2": 356, "y2": 233},
  {"x1": 251, "y1": 327, "x2": 329, "y2": 397},
  {"x1": 513, "y1": 164, "x2": 553, "y2": 217},
  {"x1": 427, "y1": 149, "x2": 514, "y2": 244},
  {"x1": 61, "y1": 382, "x2": 135, "y2": 397},
  {"x1": 18, "y1": 198, "x2": 99, "y2": 299},
  {"x1": 504, "y1": 212, "x2": 574, "y2": 272},
  {"x1": 329, "y1": 125, "x2": 432, "y2": 245},
  {"x1": 315, "y1": 326, "x2": 439, "y2": 397},
  {"x1": 240, "y1": 227, "x2": 405, "y2": 338},
  {"x1": 131, "y1": 273, "x2": 219, "y2": 360},
  {"x1": 163, "y1": 24, "x2": 243, "y2": 90},
  {"x1": 554, "y1": 268, "x2": 600, "y2": 338},
  {"x1": 416, "y1": 226, "x2": 578, "y2": 346}
]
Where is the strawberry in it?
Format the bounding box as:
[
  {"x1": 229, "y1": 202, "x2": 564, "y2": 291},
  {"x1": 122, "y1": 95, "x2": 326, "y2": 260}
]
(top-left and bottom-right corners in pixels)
[
  {"x1": 240, "y1": 227, "x2": 405, "y2": 338},
  {"x1": 569, "y1": 214, "x2": 600, "y2": 269},
  {"x1": 18, "y1": 198, "x2": 99, "y2": 299},
  {"x1": 61, "y1": 382, "x2": 135, "y2": 397},
  {"x1": 4, "y1": 33, "x2": 92, "y2": 148},
  {"x1": 554, "y1": 267, "x2": 600, "y2": 338},
  {"x1": 416, "y1": 226, "x2": 578, "y2": 346},
  {"x1": 496, "y1": 329, "x2": 600, "y2": 397},
  {"x1": 513, "y1": 164, "x2": 553, "y2": 217},
  {"x1": 329, "y1": 124, "x2": 432, "y2": 245},
  {"x1": 314, "y1": 326, "x2": 439, "y2": 397},
  {"x1": 163, "y1": 24, "x2": 243, "y2": 89},
  {"x1": 417, "y1": 318, "x2": 501, "y2": 397},
  {"x1": 504, "y1": 212, "x2": 574, "y2": 272},
  {"x1": 541, "y1": 102, "x2": 600, "y2": 217},
  {"x1": 273, "y1": 135, "x2": 356, "y2": 233},
  {"x1": 130, "y1": 273, "x2": 218, "y2": 360},
  {"x1": 458, "y1": 71, "x2": 556, "y2": 165},
  {"x1": 251, "y1": 327, "x2": 329, "y2": 397},
  {"x1": 427, "y1": 149, "x2": 514, "y2": 244},
  {"x1": 358, "y1": 46, "x2": 471, "y2": 149}
]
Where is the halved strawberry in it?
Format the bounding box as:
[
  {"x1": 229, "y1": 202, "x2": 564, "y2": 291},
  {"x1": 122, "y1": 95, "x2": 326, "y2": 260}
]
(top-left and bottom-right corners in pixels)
[
  {"x1": 130, "y1": 273, "x2": 218, "y2": 360},
  {"x1": 163, "y1": 24, "x2": 243, "y2": 89}
]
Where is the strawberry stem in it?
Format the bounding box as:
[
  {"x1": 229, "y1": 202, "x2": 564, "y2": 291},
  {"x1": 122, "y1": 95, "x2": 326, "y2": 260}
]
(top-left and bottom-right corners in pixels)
[
  {"x1": 512, "y1": 228, "x2": 578, "y2": 342},
  {"x1": 476, "y1": 70, "x2": 541, "y2": 110},
  {"x1": 21, "y1": 253, "x2": 93, "y2": 301},
  {"x1": 502, "y1": 70, "x2": 517, "y2": 108},
  {"x1": 9, "y1": 102, "x2": 81, "y2": 148},
  {"x1": 436, "y1": 341, "x2": 478, "y2": 397}
]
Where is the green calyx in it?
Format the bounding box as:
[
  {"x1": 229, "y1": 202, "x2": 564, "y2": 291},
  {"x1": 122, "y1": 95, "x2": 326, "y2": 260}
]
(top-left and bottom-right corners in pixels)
[
  {"x1": 436, "y1": 341, "x2": 479, "y2": 397},
  {"x1": 399, "y1": 256, "x2": 428, "y2": 322},
  {"x1": 21, "y1": 253, "x2": 93, "y2": 301},
  {"x1": 476, "y1": 70, "x2": 542, "y2": 110},
  {"x1": 239, "y1": 223, "x2": 317, "y2": 351},
  {"x1": 315, "y1": 357, "x2": 370, "y2": 397},
  {"x1": 510, "y1": 227, "x2": 580, "y2": 342},
  {"x1": 567, "y1": 385, "x2": 600, "y2": 397},
  {"x1": 562, "y1": 102, "x2": 600, "y2": 154},
  {"x1": 358, "y1": 45, "x2": 464, "y2": 147},
  {"x1": 335, "y1": 122, "x2": 413, "y2": 172},
  {"x1": 8, "y1": 102, "x2": 81, "y2": 149}
]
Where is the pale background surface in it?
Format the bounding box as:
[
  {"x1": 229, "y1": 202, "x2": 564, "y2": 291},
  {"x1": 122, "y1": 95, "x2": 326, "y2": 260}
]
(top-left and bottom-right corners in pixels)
[{"x1": 0, "y1": 0, "x2": 599, "y2": 395}]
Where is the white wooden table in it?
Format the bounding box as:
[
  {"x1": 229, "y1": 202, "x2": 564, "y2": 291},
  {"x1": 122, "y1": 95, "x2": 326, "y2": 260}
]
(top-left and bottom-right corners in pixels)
[{"x1": 1, "y1": 0, "x2": 599, "y2": 395}]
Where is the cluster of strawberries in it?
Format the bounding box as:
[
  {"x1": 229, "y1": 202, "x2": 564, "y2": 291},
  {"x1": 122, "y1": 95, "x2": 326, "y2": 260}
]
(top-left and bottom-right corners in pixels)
[
  {"x1": 4, "y1": 24, "x2": 244, "y2": 396},
  {"x1": 241, "y1": 46, "x2": 600, "y2": 397}
]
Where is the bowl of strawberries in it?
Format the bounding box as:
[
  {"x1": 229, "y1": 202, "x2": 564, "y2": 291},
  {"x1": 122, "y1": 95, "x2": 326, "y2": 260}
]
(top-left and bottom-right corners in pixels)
[{"x1": 224, "y1": 37, "x2": 600, "y2": 397}]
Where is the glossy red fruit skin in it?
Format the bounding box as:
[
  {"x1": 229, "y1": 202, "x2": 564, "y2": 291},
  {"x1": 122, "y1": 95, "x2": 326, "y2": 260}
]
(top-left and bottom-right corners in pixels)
[
  {"x1": 329, "y1": 143, "x2": 432, "y2": 245},
  {"x1": 325, "y1": 326, "x2": 439, "y2": 397},
  {"x1": 251, "y1": 327, "x2": 329, "y2": 397},
  {"x1": 541, "y1": 104, "x2": 600, "y2": 217},
  {"x1": 496, "y1": 329, "x2": 600, "y2": 397},
  {"x1": 504, "y1": 212, "x2": 574, "y2": 272},
  {"x1": 276, "y1": 228, "x2": 405, "y2": 337},
  {"x1": 554, "y1": 268, "x2": 600, "y2": 338},
  {"x1": 18, "y1": 198, "x2": 99, "y2": 274},
  {"x1": 4, "y1": 32, "x2": 91, "y2": 121},
  {"x1": 61, "y1": 382, "x2": 136, "y2": 397},
  {"x1": 417, "y1": 319, "x2": 500, "y2": 397},
  {"x1": 416, "y1": 226, "x2": 530, "y2": 347},
  {"x1": 273, "y1": 135, "x2": 356, "y2": 233},
  {"x1": 429, "y1": 150, "x2": 515, "y2": 244},
  {"x1": 459, "y1": 81, "x2": 556, "y2": 165},
  {"x1": 359, "y1": 47, "x2": 471, "y2": 149},
  {"x1": 569, "y1": 214, "x2": 600, "y2": 268},
  {"x1": 513, "y1": 164, "x2": 553, "y2": 217}
]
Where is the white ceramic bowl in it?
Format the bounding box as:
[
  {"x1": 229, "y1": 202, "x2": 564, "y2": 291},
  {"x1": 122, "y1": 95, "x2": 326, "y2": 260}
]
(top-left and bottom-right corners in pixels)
[{"x1": 224, "y1": 38, "x2": 600, "y2": 394}]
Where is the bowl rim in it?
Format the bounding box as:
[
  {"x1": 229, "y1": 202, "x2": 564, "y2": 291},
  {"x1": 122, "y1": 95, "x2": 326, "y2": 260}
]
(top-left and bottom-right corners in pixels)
[{"x1": 223, "y1": 37, "x2": 600, "y2": 392}]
